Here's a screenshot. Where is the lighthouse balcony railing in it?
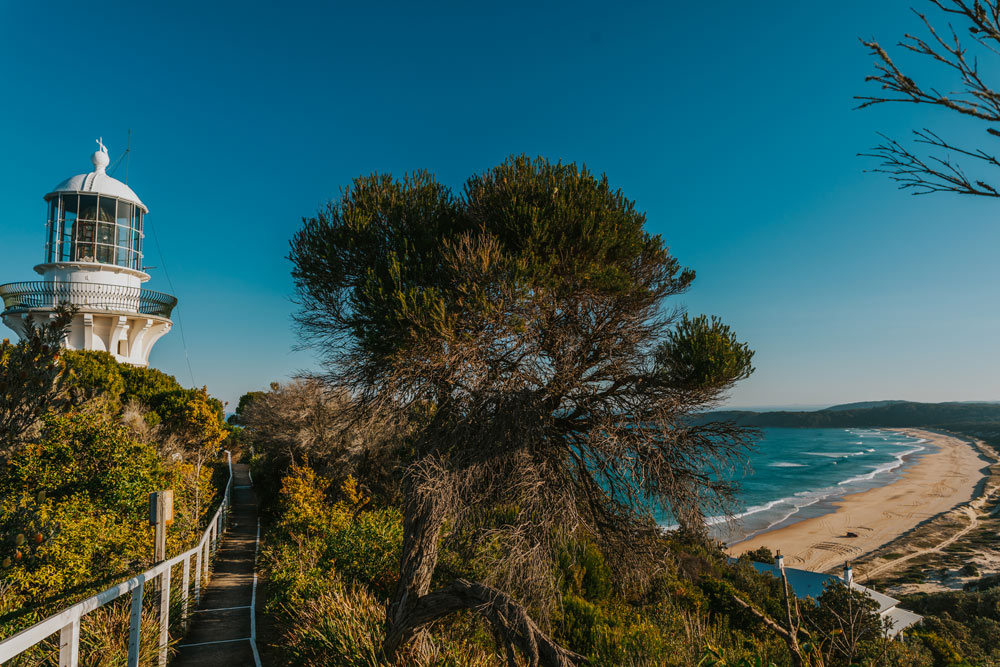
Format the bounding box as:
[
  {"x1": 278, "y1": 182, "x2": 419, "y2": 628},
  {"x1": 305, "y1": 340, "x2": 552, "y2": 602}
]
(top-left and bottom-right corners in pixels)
[{"x1": 0, "y1": 281, "x2": 176, "y2": 319}]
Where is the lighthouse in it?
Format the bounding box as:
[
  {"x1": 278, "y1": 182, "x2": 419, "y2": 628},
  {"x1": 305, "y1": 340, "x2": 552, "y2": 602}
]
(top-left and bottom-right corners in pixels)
[{"x1": 0, "y1": 139, "x2": 176, "y2": 366}]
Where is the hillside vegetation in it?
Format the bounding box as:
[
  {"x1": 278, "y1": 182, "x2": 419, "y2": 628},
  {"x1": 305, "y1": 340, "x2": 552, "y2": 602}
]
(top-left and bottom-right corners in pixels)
[
  {"x1": 0, "y1": 315, "x2": 234, "y2": 660},
  {"x1": 699, "y1": 402, "x2": 1000, "y2": 430}
]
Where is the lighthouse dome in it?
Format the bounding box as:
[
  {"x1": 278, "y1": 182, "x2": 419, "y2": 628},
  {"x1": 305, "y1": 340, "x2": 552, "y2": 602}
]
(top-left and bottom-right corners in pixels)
[{"x1": 46, "y1": 140, "x2": 146, "y2": 211}]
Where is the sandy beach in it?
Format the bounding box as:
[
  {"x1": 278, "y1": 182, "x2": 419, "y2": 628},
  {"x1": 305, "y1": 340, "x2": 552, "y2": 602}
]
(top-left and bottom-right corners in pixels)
[{"x1": 725, "y1": 429, "x2": 989, "y2": 572}]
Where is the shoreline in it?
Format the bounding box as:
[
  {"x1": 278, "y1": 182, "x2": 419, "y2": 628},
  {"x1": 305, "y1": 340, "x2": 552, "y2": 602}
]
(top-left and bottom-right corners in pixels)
[{"x1": 723, "y1": 428, "x2": 989, "y2": 572}]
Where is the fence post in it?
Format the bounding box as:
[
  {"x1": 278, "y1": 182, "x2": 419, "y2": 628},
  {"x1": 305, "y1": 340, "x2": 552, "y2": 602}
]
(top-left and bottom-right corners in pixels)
[
  {"x1": 194, "y1": 548, "x2": 202, "y2": 605},
  {"x1": 58, "y1": 617, "x2": 80, "y2": 667},
  {"x1": 127, "y1": 579, "x2": 145, "y2": 667},
  {"x1": 158, "y1": 567, "x2": 171, "y2": 667},
  {"x1": 181, "y1": 554, "x2": 191, "y2": 630}
]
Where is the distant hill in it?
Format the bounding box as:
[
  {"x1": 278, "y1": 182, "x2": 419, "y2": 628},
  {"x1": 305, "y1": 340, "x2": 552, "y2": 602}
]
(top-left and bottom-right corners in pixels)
[
  {"x1": 697, "y1": 401, "x2": 1000, "y2": 429},
  {"x1": 822, "y1": 400, "x2": 910, "y2": 412}
]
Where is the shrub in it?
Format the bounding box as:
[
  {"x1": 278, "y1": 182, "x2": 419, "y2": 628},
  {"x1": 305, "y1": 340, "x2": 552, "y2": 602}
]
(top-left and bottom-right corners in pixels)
[
  {"x1": 3, "y1": 412, "x2": 164, "y2": 520},
  {"x1": 280, "y1": 580, "x2": 385, "y2": 667},
  {"x1": 557, "y1": 540, "x2": 612, "y2": 602},
  {"x1": 959, "y1": 563, "x2": 979, "y2": 577},
  {"x1": 62, "y1": 351, "x2": 125, "y2": 402},
  {"x1": 273, "y1": 466, "x2": 403, "y2": 595}
]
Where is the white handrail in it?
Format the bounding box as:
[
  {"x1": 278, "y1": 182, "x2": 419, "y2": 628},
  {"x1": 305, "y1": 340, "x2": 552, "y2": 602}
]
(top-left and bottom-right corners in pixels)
[{"x1": 0, "y1": 450, "x2": 234, "y2": 666}]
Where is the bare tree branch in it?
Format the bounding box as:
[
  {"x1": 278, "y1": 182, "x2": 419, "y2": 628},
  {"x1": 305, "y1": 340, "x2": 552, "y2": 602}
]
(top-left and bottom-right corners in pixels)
[
  {"x1": 858, "y1": 0, "x2": 1000, "y2": 199},
  {"x1": 860, "y1": 129, "x2": 1000, "y2": 195}
]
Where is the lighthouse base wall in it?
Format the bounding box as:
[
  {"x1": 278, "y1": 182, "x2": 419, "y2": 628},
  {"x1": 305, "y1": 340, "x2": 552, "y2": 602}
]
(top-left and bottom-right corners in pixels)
[{"x1": 2, "y1": 309, "x2": 171, "y2": 367}]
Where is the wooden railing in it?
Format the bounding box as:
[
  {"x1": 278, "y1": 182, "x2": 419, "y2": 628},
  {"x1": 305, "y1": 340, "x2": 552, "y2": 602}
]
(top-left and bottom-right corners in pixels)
[{"x1": 0, "y1": 452, "x2": 233, "y2": 667}]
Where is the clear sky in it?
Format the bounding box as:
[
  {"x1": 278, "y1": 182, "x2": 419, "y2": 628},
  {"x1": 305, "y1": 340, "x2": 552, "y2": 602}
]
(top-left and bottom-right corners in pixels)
[{"x1": 2, "y1": 1, "x2": 998, "y2": 410}]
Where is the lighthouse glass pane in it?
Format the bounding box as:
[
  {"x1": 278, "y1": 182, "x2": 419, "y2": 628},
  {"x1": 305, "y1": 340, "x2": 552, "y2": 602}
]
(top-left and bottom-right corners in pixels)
[
  {"x1": 116, "y1": 202, "x2": 132, "y2": 227},
  {"x1": 61, "y1": 195, "x2": 78, "y2": 262},
  {"x1": 98, "y1": 196, "x2": 116, "y2": 223},
  {"x1": 116, "y1": 224, "x2": 131, "y2": 267},
  {"x1": 62, "y1": 194, "x2": 77, "y2": 221},
  {"x1": 46, "y1": 200, "x2": 58, "y2": 262},
  {"x1": 78, "y1": 195, "x2": 98, "y2": 221},
  {"x1": 95, "y1": 222, "x2": 115, "y2": 263},
  {"x1": 133, "y1": 209, "x2": 143, "y2": 262},
  {"x1": 75, "y1": 221, "x2": 96, "y2": 262}
]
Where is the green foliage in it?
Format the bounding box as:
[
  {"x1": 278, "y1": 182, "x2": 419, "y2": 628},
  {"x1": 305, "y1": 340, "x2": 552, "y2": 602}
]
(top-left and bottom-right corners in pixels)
[
  {"x1": 806, "y1": 583, "x2": 886, "y2": 667},
  {"x1": 284, "y1": 157, "x2": 761, "y2": 664},
  {"x1": 61, "y1": 350, "x2": 190, "y2": 409},
  {"x1": 0, "y1": 306, "x2": 73, "y2": 456},
  {"x1": 62, "y1": 350, "x2": 125, "y2": 400},
  {"x1": 290, "y1": 169, "x2": 469, "y2": 363},
  {"x1": 3, "y1": 413, "x2": 164, "y2": 520},
  {"x1": 0, "y1": 411, "x2": 169, "y2": 637},
  {"x1": 119, "y1": 364, "x2": 185, "y2": 407},
  {"x1": 0, "y1": 349, "x2": 228, "y2": 643},
  {"x1": 269, "y1": 466, "x2": 403, "y2": 599},
  {"x1": 739, "y1": 547, "x2": 775, "y2": 564},
  {"x1": 279, "y1": 578, "x2": 500, "y2": 667},
  {"x1": 149, "y1": 388, "x2": 225, "y2": 434},
  {"x1": 902, "y1": 586, "x2": 1000, "y2": 666},
  {"x1": 963, "y1": 572, "x2": 1000, "y2": 592},
  {"x1": 657, "y1": 315, "x2": 755, "y2": 391},
  {"x1": 325, "y1": 508, "x2": 403, "y2": 598},
  {"x1": 557, "y1": 540, "x2": 612, "y2": 602},
  {"x1": 279, "y1": 581, "x2": 386, "y2": 667},
  {"x1": 230, "y1": 391, "x2": 267, "y2": 426},
  {"x1": 700, "y1": 645, "x2": 777, "y2": 667},
  {"x1": 557, "y1": 594, "x2": 672, "y2": 665},
  {"x1": 265, "y1": 464, "x2": 498, "y2": 665},
  {"x1": 290, "y1": 155, "x2": 697, "y2": 367},
  {"x1": 958, "y1": 563, "x2": 979, "y2": 577},
  {"x1": 463, "y1": 155, "x2": 681, "y2": 295},
  {"x1": 60, "y1": 351, "x2": 225, "y2": 440}
]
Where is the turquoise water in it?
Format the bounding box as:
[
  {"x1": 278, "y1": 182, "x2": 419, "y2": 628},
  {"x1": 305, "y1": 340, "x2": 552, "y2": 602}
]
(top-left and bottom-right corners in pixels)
[{"x1": 673, "y1": 428, "x2": 929, "y2": 543}]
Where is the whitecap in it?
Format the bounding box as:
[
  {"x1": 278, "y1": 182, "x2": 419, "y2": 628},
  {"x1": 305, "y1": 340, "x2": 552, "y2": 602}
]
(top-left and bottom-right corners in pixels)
[{"x1": 837, "y1": 445, "x2": 925, "y2": 486}]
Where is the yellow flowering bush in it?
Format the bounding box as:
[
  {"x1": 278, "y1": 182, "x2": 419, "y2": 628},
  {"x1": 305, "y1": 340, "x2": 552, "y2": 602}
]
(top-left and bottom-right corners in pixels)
[
  {"x1": 268, "y1": 465, "x2": 403, "y2": 601},
  {"x1": 0, "y1": 410, "x2": 223, "y2": 640}
]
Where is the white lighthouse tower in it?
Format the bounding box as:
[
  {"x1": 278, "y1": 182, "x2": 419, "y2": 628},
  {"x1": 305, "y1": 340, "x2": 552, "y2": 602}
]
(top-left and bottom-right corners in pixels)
[{"x1": 0, "y1": 139, "x2": 175, "y2": 366}]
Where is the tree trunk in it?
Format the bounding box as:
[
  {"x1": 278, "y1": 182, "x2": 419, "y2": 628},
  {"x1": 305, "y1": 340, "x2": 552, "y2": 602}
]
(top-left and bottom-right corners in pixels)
[
  {"x1": 384, "y1": 487, "x2": 447, "y2": 656},
  {"x1": 383, "y1": 490, "x2": 582, "y2": 666},
  {"x1": 388, "y1": 579, "x2": 583, "y2": 667}
]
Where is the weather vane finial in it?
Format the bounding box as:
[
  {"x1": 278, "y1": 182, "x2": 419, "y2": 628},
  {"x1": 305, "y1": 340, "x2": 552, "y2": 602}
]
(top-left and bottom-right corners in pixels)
[{"x1": 96, "y1": 137, "x2": 107, "y2": 154}]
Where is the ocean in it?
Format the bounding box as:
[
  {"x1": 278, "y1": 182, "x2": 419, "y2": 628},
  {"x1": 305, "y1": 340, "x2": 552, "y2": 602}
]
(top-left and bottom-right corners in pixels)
[{"x1": 685, "y1": 428, "x2": 930, "y2": 544}]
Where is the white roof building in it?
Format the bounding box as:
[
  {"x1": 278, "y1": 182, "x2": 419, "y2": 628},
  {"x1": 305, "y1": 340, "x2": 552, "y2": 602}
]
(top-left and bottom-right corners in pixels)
[{"x1": 749, "y1": 558, "x2": 923, "y2": 638}]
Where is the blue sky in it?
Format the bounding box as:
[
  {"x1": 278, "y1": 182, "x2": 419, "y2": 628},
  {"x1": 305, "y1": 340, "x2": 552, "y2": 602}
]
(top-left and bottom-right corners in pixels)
[{"x1": 1, "y1": 1, "x2": 998, "y2": 410}]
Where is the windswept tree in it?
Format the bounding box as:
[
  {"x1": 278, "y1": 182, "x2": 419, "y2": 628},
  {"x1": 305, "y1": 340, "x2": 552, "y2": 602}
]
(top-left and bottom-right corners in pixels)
[
  {"x1": 859, "y1": 0, "x2": 1000, "y2": 197},
  {"x1": 290, "y1": 156, "x2": 755, "y2": 666},
  {"x1": 0, "y1": 306, "x2": 74, "y2": 458}
]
